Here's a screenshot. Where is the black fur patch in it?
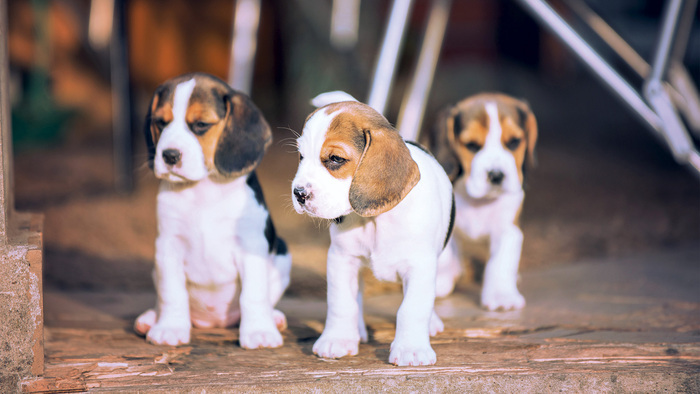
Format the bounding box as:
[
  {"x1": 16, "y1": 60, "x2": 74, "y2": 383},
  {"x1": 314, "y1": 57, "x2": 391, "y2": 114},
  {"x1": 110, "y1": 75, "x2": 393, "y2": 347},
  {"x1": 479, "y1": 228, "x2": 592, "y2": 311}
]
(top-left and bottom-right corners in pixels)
[
  {"x1": 333, "y1": 216, "x2": 345, "y2": 224},
  {"x1": 247, "y1": 172, "x2": 288, "y2": 255},
  {"x1": 405, "y1": 140, "x2": 431, "y2": 155},
  {"x1": 246, "y1": 172, "x2": 266, "y2": 207},
  {"x1": 443, "y1": 193, "x2": 456, "y2": 250}
]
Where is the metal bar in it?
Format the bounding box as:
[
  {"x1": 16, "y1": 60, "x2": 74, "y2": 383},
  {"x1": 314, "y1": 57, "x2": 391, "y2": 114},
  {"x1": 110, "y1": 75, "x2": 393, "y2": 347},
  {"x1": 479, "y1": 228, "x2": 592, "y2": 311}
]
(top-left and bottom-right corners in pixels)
[
  {"x1": 647, "y1": 0, "x2": 684, "y2": 84},
  {"x1": 643, "y1": 0, "x2": 697, "y2": 165},
  {"x1": 367, "y1": 0, "x2": 415, "y2": 115},
  {"x1": 670, "y1": 0, "x2": 696, "y2": 64},
  {"x1": 513, "y1": 0, "x2": 662, "y2": 133},
  {"x1": 562, "y1": 0, "x2": 692, "y2": 120},
  {"x1": 0, "y1": 0, "x2": 12, "y2": 242},
  {"x1": 561, "y1": 0, "x2": 649, "y2": 77},
  {"x1": 228, "y1": 0, "x2": 261, "y2": 94},
  {"x1": 396, "y1": 0, "x2": 451, "y2": 142},
  {"x1": 111, "y1": 0, "x2": 133, "y2": 193}
]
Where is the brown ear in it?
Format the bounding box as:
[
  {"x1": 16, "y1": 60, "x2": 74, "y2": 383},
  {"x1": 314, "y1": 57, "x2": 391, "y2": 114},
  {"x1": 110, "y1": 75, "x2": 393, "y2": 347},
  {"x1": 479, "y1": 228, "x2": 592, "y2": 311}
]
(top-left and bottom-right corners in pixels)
[
  {"x1": 429, "y1": 106, "x2": 464, "y2": 182},
  {"x1": 516, "y1": 103, "x2": 538, "y2": 168},
  {"x1": 349, "y1": 127, "x2": 420, "y2": 217},
  {"x1": 215, "y1": 91, "x2": 272, "y2": 177}
]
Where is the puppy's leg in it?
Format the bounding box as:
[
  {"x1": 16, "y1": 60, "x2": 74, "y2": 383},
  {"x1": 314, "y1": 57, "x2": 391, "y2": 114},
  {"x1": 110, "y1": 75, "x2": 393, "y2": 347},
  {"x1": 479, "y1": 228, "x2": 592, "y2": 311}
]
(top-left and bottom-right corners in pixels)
[
  {"x1": 269, "y1": 252, "x2": 292, "y2": 330},
  {"x1": 313, "y1": 252, "x2": 362, "y2": 359},
  {"x1": 146, "y1": 236, "x2": 191, "y2": 346},
  {"x1": 358, "y1": 276, "x2": 368, "y2": 343},
  {"x1": 239, "y1": 253, "x2": 283, "y2": 349},
  {"x1": 435, "y1": 237, "x2": 462, "y2": 298},
  {"x1": 481, "y1": 225, "x2": 525, "y2": 311},
  {"x1": 390, "y1": 257, "x2": 437, "y2": 366}
]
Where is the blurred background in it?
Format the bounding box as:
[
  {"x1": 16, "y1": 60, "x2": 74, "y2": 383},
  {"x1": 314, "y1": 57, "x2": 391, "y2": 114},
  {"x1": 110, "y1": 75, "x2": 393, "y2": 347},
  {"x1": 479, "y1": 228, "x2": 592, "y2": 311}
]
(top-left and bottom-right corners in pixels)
[{"x1": 7, "y1": 0, "x2": 700, "y2": 296}]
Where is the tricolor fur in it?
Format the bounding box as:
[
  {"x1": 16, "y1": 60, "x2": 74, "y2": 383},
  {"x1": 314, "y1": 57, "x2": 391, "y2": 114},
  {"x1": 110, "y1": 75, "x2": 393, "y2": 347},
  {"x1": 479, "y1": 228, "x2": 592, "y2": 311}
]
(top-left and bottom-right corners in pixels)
[
  {"x1": 424, "y1": 93, "x2": 538, "y2": 311},
  {"x1": 135, "y1": 73, "x2": 291, "y2": 349},
  {"x1": 291, "y1": 92, "x2": 454, "y2": 366}
]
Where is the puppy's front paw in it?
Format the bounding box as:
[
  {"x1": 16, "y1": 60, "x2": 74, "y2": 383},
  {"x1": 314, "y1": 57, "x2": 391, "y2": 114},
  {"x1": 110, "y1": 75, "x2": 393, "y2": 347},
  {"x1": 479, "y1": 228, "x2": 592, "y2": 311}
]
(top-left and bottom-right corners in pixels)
[
  {"x1": 481, "y1": 288, "x2": 525, "y2": 311},
  {"x1": 239, "y1": 327, "x2": 283, "y2": 349},
  {"x1": 313, "y1": 334, "x2": 359, "y2": 359},
  {"x1": 389, "y1": 341, "x2": 436, "y2": 366},
  {"x1": 146, "y1": 321, "x2": 191, "y2": 346}
]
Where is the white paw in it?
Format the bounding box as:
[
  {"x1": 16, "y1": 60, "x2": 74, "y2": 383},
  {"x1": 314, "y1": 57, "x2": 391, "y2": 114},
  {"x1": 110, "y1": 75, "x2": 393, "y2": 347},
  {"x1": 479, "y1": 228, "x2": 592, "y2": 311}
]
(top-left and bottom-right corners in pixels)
[
  {"x1": 146, "y1": 321, "x2": 191, "y2": 346},
  {"x1": 239, "y1": 327, "x2": 283, "y2": 349},
  {"x1": 389, "y1": 341, "x2": 436, "y2": 366},
  {"x1": 481, "y1": 288, "x2": 526, "y2": 311},
  {"x1": 272, "y1": 309, "x2": 288, "y2": 330},
  {"x1": 429, "y1": 312, "x2": 444, "y2": 337},
  {"x1": 313, "y1": 334, "x2": 359, "y2": 359},
  {"x1": 134, "y1": 309, "x2": 156, "y2": 336}
]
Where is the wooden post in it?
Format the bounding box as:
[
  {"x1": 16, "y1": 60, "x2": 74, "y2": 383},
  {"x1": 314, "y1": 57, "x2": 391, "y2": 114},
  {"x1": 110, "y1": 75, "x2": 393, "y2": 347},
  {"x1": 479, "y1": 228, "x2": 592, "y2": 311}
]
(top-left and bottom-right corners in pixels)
[
  {"x1": 0, "y1": 1, "x2": 45, "y2": 390},
  {"x1": 0, "y1": 0, "x2": 12, "y2": 243}
]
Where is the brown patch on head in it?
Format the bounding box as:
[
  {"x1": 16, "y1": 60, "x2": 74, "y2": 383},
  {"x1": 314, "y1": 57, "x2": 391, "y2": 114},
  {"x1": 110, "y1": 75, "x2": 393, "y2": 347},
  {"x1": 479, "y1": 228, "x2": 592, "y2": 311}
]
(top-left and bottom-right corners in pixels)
[
  {"x1": 186, "y1": 75, "x2": 230, "y2": 170},
  {"x1": 145, "y1": 83, "x2": 175, "y2": 168},
  {"x1": 429, "y1": 93, "x2": 538, "y2": 184},
  {"x1": 312, "y1": 102, "x2": 420, "y2": 217}
]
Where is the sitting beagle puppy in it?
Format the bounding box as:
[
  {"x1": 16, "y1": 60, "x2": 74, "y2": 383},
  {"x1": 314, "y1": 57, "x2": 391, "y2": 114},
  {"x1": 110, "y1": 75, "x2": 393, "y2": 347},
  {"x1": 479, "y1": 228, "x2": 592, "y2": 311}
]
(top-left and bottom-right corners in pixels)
[
  {"x1": 423, "y1": 93, "x2": 537, "y2": 311},
  {"x1": 134, "y1": 72, "x2": 291, "y2": 349},
  {"x1": 291, "y1": 91, "x2": 454, "y2": 366}
]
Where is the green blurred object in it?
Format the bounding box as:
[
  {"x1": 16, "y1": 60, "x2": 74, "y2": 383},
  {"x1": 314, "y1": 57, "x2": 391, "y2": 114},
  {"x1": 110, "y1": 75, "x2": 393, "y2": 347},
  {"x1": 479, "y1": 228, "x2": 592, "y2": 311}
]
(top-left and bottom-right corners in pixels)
[{"x1": 11, "y1": 0, "x2": 76, "y2": 151}]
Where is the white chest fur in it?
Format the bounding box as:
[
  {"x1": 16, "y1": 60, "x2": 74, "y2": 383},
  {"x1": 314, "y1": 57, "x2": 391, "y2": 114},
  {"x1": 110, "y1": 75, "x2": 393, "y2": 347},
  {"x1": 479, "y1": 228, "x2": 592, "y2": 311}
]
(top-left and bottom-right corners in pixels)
[{"x1": 156, "y1": 175, "x2": 268, "y2": 286}]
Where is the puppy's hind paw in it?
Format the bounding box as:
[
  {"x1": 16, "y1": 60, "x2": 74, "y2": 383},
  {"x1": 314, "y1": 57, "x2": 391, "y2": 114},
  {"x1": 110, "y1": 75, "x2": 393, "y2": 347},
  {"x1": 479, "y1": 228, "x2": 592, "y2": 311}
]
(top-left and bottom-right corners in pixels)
[
  {"x1": 429, "y1": 311, "x2": 444, "y2": 337},
  {"x1": 134, "y1": 309, "x2": 156, "y2": 336},
  {"x1": 389, "y1": 342, "x2": 436, "y2": 366},
  {"x1": 272, "y1": 309, "x2": 288, "y2": 330},
  {"x1": 313, "y1": 334, "x2": 359, "y2": 359}
]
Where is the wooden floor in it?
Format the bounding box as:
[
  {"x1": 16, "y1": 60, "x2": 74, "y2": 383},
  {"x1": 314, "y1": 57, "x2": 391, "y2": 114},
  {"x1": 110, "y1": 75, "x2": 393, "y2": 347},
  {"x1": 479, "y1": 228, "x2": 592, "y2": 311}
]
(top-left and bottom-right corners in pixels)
[{"x1": 22, "y1": 246, "x2": 700, "y2": 392}]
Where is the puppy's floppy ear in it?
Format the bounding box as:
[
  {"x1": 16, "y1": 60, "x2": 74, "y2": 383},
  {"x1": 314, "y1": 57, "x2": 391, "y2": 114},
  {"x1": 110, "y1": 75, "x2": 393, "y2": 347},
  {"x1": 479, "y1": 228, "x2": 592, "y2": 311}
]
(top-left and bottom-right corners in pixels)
[
  {"x1": 215, "y1": 91, "x2": 272, "y2": 177},
  {"x1": 349, "y1": 127, "x2": 420, "y2": 217},
  {"x1": 516, "y1": 102, "x2": 538, "y2": 168},
  {"x1": 144, "y1": 85, "x2": 169, "y2": 169},
  {"x1": 422, "y1": 106, "x2": 462, "y2": 182}
]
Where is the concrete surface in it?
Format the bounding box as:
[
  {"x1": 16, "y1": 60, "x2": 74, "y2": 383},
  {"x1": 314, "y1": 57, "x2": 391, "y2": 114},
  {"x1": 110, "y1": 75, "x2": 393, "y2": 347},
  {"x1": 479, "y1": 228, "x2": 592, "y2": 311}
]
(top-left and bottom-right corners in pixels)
[{"x1": 22, "y1": 244, "x2": 700, "y2": 392}]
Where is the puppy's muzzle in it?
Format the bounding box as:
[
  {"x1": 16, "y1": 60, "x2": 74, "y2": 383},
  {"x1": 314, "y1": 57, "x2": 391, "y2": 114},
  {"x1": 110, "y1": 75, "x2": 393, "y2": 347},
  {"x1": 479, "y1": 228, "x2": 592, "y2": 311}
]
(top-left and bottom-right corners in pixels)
[
  {"x1": 487, "y1": 170, "x2": 505, "y2": 186},
  {"x1": 293, "y1": 186, "x2": 311, "y2": 205},
  {"x1": 162, "y1": 149, "x2": 182, "y2": 166}
]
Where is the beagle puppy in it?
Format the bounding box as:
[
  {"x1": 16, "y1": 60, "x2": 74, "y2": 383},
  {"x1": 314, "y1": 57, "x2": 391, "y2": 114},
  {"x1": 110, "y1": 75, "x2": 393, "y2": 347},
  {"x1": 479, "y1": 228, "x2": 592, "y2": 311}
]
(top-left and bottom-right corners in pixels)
[
  {"x1": 423, "y1": 93, "x2": 537, "y2": 311},
  {"x1": 291, "y1": 91, "x2": 454, "y2": 366},
  {"x1": 134, "y1": 73, "x2": 291, "y2": 349}
]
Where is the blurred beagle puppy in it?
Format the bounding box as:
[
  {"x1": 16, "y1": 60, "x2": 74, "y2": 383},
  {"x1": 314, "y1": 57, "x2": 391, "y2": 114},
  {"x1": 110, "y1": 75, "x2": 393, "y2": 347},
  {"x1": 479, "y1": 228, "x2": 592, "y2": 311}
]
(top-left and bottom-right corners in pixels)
[
  {"x1": 134, "y1": 73, "x2": 291, "y2": 349},
  {"x1": 424, "y1": 93, "x2": 537, "y2": 311},
  {"x1": 291, "y1": 91, "x2": 454, "y2": 366}
]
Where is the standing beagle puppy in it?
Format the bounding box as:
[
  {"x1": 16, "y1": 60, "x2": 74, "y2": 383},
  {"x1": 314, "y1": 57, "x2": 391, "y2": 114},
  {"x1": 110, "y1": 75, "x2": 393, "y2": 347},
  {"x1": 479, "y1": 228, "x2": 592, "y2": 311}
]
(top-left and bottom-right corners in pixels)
[
  {"x1": 291, "y1": 91, "x2": 454, "y2": 366},
  {"x1": 134, "y1": 73, "x2": 291, "y2": 349},
  {"x1": 424, "y1": 93, "x2": 537, "y2": 311}
]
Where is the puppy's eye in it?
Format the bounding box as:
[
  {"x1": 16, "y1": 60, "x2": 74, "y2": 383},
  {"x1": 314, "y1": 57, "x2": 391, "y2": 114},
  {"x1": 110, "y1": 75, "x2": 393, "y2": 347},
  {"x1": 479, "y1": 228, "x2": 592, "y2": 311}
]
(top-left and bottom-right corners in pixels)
[
  {"x1": 191, "y1": 121, "x2": 213, "y2": 135},
  {"x1": 323, "y1": 154, "x2": 347, "y2": 170},
  {"x1": 329, "y1": 155, "x2": 346, "y2": 164},
  {"x1": 465, "y1": 142, "x2": 482, "y2": 153},
  {"x1": 505, "y1": 137, "x2": 521, "y2": 151},
  {"x1": 154, "y1": 118, "x2": 169, "y2": 130}
]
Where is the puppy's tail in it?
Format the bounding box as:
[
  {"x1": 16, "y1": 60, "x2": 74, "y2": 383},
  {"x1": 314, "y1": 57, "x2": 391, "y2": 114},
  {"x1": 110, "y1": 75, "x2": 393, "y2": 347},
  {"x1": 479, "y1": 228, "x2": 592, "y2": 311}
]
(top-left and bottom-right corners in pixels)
[{"x1": 310, "y1": 91, "x2": 359, "y2": 108}]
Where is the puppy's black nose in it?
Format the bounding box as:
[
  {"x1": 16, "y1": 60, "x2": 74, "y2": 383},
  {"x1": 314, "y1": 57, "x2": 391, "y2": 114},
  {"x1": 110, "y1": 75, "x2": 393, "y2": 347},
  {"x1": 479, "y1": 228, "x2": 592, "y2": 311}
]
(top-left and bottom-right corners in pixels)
[
  {"x1": 487, "y1": 170, "x2": 505, "y2": 185},
  {"x1": 293, "y1": 186, "x2": 310, "y2": 204},
  {"x1": 162, "y1": 149, "x2": 181, "y2": 165}
]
